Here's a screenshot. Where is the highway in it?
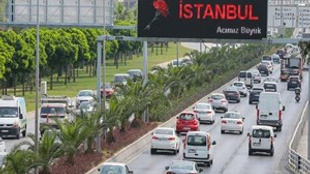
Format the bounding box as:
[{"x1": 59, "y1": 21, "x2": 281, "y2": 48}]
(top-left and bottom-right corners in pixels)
[{"x1": 127, "y1": 63, "x2": 308, "y2": 174}]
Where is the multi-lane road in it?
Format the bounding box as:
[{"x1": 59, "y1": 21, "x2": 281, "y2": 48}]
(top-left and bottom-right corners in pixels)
[{"x1": 126, "y1": 63, "x2": 308, "y2": 174}]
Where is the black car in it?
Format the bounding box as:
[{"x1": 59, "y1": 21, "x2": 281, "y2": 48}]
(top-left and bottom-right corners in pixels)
[
  {"x1": 249, "y1": 87, "x2": 264, "y2": 104},
  {"x1": 287, "y1": 75, "x2": 301, "y2": 90},
  {"x1": 223, "y1": 88, "x2": 241, "y2": 103},
  {"x1": 257, "y1": 64, "x2": 269, "y2": 76}
]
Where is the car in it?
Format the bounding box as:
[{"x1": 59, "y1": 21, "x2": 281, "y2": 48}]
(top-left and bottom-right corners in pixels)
[
  {"x1": 262, "y1": 55, "x2": 273, "y2": 65},
  {"x1": 165, "y1": 160, "x2": 203, "y2": 174},
  {"x1": 76, "y1": 90, "x2": 95, "y2": 109},
  {"x1": 238, "y1": 71, "x2": 254, "y2": 88},
  {"x1": 208, "y1": 93, "x2": 228, "y2": 113},
  {"x1": 271, "y1": 54, "x2": 280, "y2": 64},
  {"x1": 150, "y1": 127, "x2": 180, "y2": 155},
  {"x1": 249, "y1": 87, "x2": 265, "y2": 104},
  {"x1": 261, "y1": 61, "x2": 273, "y2": 74},
  {"x1": 221, "y1": 111, "x2": 245, "y2": 134},
  {"x1": 276, "y1": 49, "x2": 285, "y2": 59},
  {"x1": 193, "y1": 102, "x2": 215, "y2": 124},
  {"x1": 248, "y1": 125, "x2": 277, "y2": 156},
  {"x1": 287, "y1": 75, "x2": 301, "y2": 90},
  {"x1": 257, "y1": 64, "x2": 269, "y2": 76},
  {"x1": 0, "y1": 138, "x2": 6, "y2": 152},
  {"x1": 171, "y1": 59, "x2": 183, "y2": 67},
  {"x1": 250, "y1": 69, "x2": 261, "y2": 83},
  {"x1": 98, "y1": 162, "x2": 133, "y2": 174},
  {"x1": 77, "y1": 100, "x2": 96, "y2": 116},
  {"x1": 223, "y1": 87, "x2": 241, "y2": 103},
  {"x1": 127, "y1": 69, "x2": 143, "y2": 82},
  {"x1": 175, "y1": 111, "x2": 200, "y2": 134},
  {"x1": 263, "y1": 77, "x2": 278, "y2": 83},
  {"x1": 231, "y1": 81, "x2": 248, "y2": 97},
  {"x1": 263, "y1": 81, "x2": 277, "y2": 92},
  {"x1": 183, "y1": 131, "x2": 216, "y2": 166},
  {"x1": 101, "y1": 83, "x2": 115, "y2": 99},
  {"x1": 112, "y1": 73, "x2": 130, "y2": 86}
]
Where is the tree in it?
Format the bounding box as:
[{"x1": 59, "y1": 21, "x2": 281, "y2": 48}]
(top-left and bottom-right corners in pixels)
[
  {"x1": 0, "y1": 39, "x2": 13, "y2": 79},
  {"x1": 14, "y1": 132, "x2": 62, "y2": 174}
]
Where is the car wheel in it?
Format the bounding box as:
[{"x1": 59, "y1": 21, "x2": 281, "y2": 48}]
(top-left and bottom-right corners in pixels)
[
  {"x1": 16, "y1": 130, "x2": 20, "y2": 139},
  {"x1": 221, "y1": 130, "x2": 225, "y2": 134},
  {"x1": 206, "y1": 162, "x2": 211, "y2": 167},
  {"x1": 237, "y1": 99, "x2": 240, "y2": 103},
  {"x1": 277, "y1": 126, "x2": 282, "y2": 132},
  {"x1": 240, "y1": 130, "x2": 243, "y2": 134},
  {"x1": 150, "y1": 148, "x2": 156, "y2": 154},
  {"x1": 249, "y1": 100, "x2": 252, "y2": 104},
  {"x1": 210, "y1": 159, "x2": 213, "y2": 165},
  {"x1": 22, "y1": 128, "x2": 27, "y2": 137},
  {"x1": 223, "y1": 108, "x2": 228, "y2": 113},
  {"x1": 287, "y1": 87, "x2": 289, "y2": 90},
  {"x1": 173, "y1": 149, "x2": 177, "y2": 155}
]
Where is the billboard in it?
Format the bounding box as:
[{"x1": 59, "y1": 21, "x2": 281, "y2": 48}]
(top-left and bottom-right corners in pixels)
[{"x1": 138, "y1": 0, "x2": 267, "y2": 39}]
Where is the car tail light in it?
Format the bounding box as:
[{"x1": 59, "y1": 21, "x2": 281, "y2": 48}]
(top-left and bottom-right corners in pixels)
[
  {"x1": 177, "y1": 120, "x2": 180, "y2": 124},
  {"x1": 208, "y1": 99, "x2": 213, "y2": 103},
  {"x1": 221, "y1": 120, "x2": 227, "y2": 124},
  {"x1": 152, "y1": 136, "x2": 159, "y2": 140},
  {"x1": 193, "y1": 120, "x2": 198, "y2": 125},
  {"x1": 237, "y1": 121, "x2": 243, "y2": 124},
  {"x1": 257, "y1": 109, "x2": 259, "y2": 120},
  {"x1": 207, "y1": 111, "x2": 212, "y2": 114},
  {"x1": 279, "y1": 110, "x2": 282, "y2": 121},
  {"x1": 168, "y1": 137, "x2": 175, "y2": 141},
  {"x1": 193, "y1": 110, "x2": 198, "y2": 113}
]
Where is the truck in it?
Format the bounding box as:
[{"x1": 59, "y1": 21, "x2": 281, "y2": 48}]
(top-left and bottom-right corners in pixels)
[
  {"x1": 41, "y1": 95, "x2": 74, "y2": 111},
  {"x1": 0, "y1": 95, "x2": 27, "y2": 139},
  {"x1": 39, "y1": 103, "x2": 71, "y2": 135},
  {"x1": 256, "y1": 92, "x2": 285, "y2": 131}
]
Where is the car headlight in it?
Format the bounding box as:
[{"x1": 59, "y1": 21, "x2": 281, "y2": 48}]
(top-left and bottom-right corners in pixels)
[{"x1": 13, "y1": 121, "x2": 20, "y2": 128}]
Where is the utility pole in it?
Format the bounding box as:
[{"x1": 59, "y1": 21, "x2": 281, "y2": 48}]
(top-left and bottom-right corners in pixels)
[{"x1": 35, "y1": 0, "x2": 40, "y2": 173}]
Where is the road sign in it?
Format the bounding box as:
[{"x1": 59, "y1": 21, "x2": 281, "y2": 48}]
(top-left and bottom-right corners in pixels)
[
  {"x1": 138, "y1": 0, "x2": 267, "y2": 40},
  {"x1": 4, "y1": 0, "x2": 114, "y2": 27},
  {"x1": 267, "y1": 5, "x2": 310, "y2": 28}
]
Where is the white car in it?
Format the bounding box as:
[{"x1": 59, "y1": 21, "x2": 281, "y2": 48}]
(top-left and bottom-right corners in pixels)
[
  {"x1": 248, "y1": 125, "x2": 277, "y2": 156},
  {"x1": 250, "y1": 69, "x2": 261, "y2": 83},
  {"x1": 193, "y1": 102, "x2": 215, "y2": 124},
  {"x1": 0, "y1": 138, "x2": 6, "y2": 152},
  {"x1": 221, "y1": 111, "x2": 245, "y2": 134},
  {"x1": 76, "y1": 90, "x2": 95, "y2": 109},
  {"x1": 98, "y1": 162, "x2": 133, "y2": 174},
  {"x1": 231, "y1": 81, "x2": 248, "y2": 97},
  {"x1": 208, "y1": 93, "x2": 228, "y2": 113},
  {"x1": 150, "y1": 127, "x2": 180, "y2": 155}
]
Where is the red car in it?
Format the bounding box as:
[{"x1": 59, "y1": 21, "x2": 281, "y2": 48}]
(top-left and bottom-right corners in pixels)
[
  {"x1": 175, "y1": 111, "x2": 200, "y2": 134},
  {"x1": 101, "y1": 83, "x2": 115, "y2": 99}
]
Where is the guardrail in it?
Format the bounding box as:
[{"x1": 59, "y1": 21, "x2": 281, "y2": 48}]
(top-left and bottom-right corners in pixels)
[{"x1": 288, "y1": 101, "x2": 310, "y2": 174}]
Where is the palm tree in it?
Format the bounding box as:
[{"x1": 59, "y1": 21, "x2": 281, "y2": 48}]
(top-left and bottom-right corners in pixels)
[
  {"x1": 13, "y1": 132, "x2": 62, "y2": 174},
  {"x1": 54, "y1": 118, "x2": 91, "y2": 165},
  {"x1": 1, "y1": 147, "x2": 36, "y2": 174}
]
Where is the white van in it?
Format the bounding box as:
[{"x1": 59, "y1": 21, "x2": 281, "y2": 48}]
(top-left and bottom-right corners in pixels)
[
  {"x1": 238, "y1": 71, "x2": 254, "y2": 88},
  {"x1": 0, "y1": 96, "x2": 27, "y2": 139},
  {"x1": 183, "y1": 131, "x2": 216, "y2": 166},
  {"x1": 256, "y1": 92, "x2": 285, "y2": 131},
  {"x1": 248, "y1": 125, "x2": 277, "y2": 156}
]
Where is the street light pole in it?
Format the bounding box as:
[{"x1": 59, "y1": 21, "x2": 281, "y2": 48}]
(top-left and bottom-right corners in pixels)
[
  {"x1": 176, "y1": 42, "x2": 179, "y2": 67},
  {"x1": 96, "y1": 41, "x2": 102, "y2": 153},
  {"x1": 35, "y1": 0, "x2": 40, "y2": 172}
]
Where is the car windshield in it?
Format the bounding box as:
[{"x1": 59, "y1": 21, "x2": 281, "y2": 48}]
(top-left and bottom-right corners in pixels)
[
  {"x1": 233, "y1": 83, "x2": 243, "y2": 87},
  {"x1": 239, "y1": 72, "x2": 246, "y2": 78},
  {"x1": 41, "y1": 107, "x2": 66, "y2": 114},
  {"x1": 0, "y1": 107, "x2": 18, "y2": 117},
  {"x1": 79, "y1": 91, "x2": 93, "y2": 97},
  {"x1": 171, "y1": 162, "x2": 193, "y2": 170},
  {"x1": 290, "y1": 77, "x2": 299, "y2": 81},
  {"x1": 127, "y1": 71, "x2": 141, "y2": 77},
  {"x1": 252, "y1": 88, "x2": 263, "y2": 92},
  {"x1": 261, "y1": 62, "x2": 269, "y2": 66},
  {"x1": 263, "y1": 56, "x2": 272, "y2": 61},
  {"x1": 114, "y1": 76, "x2": 127, "y2": 82},
  {"x1": 211, "y1": 95, "x2": 224, "y2": 100},
  {"x1": 179, "y1": 113, "x2": 195, "y2": 120},
  {"x1": 252, "y1": 129, "x2": 271, "y2": 138},
  {"x1": 100, "y1": 165, "x2": 124, "y2": 174},
  {"x1": 187, "y1": 135, "x2": 206, "y2": 146},
  {"x1": 195, "y1": 103, "x2": 210, "y2": 110},
  {"x1": 155, "y1": 129, "x2": 173, "y2": 135},
  {"x1": 223, "y1": 112, "x2": 241, "y2": 119}
]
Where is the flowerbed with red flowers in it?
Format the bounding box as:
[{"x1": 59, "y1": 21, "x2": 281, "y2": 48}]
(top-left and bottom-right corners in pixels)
[{"x1": 51, "y1": 122, "x2": 158, "y2": 174}]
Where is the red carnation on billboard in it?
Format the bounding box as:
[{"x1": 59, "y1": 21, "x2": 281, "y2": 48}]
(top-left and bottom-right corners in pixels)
[{"x1": 144, "y1": 0, "x2": 169, "y2": 30}]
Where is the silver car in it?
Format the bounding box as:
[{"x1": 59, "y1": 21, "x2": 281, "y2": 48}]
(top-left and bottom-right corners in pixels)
[
  {"x1": 208, "y1": 93, "x2": 228, "y2": 113},
  {"x1": 165, "y1": 160, "x2": 203, "y2": 174},
  {"x1": 250, "y1": 69, "x2": 261, "y2": 83},
  {"x1": 231, "y1": 81, "x2": 248, "y2": 97}
]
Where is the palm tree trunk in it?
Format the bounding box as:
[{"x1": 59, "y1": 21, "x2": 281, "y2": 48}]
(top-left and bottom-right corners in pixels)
[{"x1": 107, "y1": 128, "x2": 115, "y2": 144}]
